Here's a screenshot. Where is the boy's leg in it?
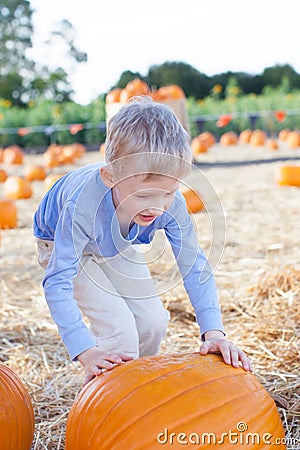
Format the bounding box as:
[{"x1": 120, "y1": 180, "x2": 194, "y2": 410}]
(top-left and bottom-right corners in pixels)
[
  {"x1": 36, "y1": 239, "x2": 141, "y2": 358},
  {"x1": 96, "y1": 246, "x2": 170, "y2": 357}
]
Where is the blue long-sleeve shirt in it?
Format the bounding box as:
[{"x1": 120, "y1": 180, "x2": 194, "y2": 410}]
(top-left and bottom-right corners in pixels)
[{"x1": 34, "y1": 162, "x2": 224, "y2": 360}]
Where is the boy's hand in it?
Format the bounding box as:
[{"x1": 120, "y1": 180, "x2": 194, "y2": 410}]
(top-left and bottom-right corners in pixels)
[
  {"x1": 77, "y1": 346, "x2": 134, "y2": 386},
  {"x1": 200, "y1": 330, "x2": 252, "y2": 372}
]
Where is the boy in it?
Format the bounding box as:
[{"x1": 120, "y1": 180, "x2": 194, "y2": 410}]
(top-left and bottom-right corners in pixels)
[{"x1": 34, "y1": 97, "x2": 251, "y2": 385}]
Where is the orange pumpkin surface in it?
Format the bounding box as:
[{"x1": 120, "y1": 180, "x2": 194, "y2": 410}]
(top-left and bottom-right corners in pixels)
[
  {"x1": 106, "y1": 88, "x2": 122, "y2": 103},
  {"x1": 267, "y1": 139, "x2": 278, "y2": 150},
  {"x1": 220, "y1": 131, "x2": 238, "y2": 146},
  {"x1": 278, "y1": 129, "x2": 290, "y2": 141},
  {"x1": 286, "y1": 131, "x2": 300, "y2": 149},
  {"x1": 0, "y1": 363, "x2": 34, "y2": 450},
  {"x1": 152, "y1": 85, "x2": 185, "y2": 101},
  {"x1": 4, "y1": 176, "x2": 33, "y2": 199},
  {"x1": 250, "y1": 129, "x2": 267, "y2": 146},
  {"x1": 44, "y1": 173, "x2": 65, "y2": 190},
  {"x1": 239, "y1": 129, "x2": 252, "y2": 143},
  {"x1": 198, "y1": 131, "x2": 216, "y2": 148},
  {"x1": 2, "y1": 145, "x2": 24, "y2": 165},
  {"x1": 0, "y1": 199, "x2": 17, "y2": 229},
  {"x1": 276, "y1": 165, "x2": 300, "y2": 187},
  {"x1": 191, "y1": 136, "x2": 209, "y2": 154},
  {"x1": 24, "y1": 164, "x2": 47, "y2": 181},
  {"x1": 119, "y1": 79, "x2": 150, "y2": 103},
  {"x1": 66, "y1": 353, "x2": 286, "y2": 450},
  {"x1": 0, "y1": 168, "x2": 8, "y2": 182},
  {"x1": 182, "y1": 189, "x2": 204, "y2": 213}
]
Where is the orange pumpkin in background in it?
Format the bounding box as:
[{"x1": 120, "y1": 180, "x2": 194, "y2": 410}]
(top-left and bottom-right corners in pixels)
[
  {"x1": 250, "y1": 129, "x2": 267, "y2": 146},
  {"x1": 278, "y1": 129, "x2": 290, "y2": 141},
  {"x1": 2, "y1": 145, "x2": 24, "y2": 165},
  {"x1": 106, "y1": 88, "x2": 122, "y2": 103},
  {"x1": 0, "y1": 363, "x2": 34, "y2": 450},
  {"x1": 152, "y1": 84, "x2": 185, "y2": 101},
  {"x1": 198, "y1": 131, "x2": 216, "y2": 148},
  {"x1": 0, "y1": 199, "x2": 17, "y2": 229},
  {"x1": 182, "y1": 188, "x2": 204, "y2": 213},
  {"x1": 276, "y1": 165, "x2": 300, "y2": 186},
  {"x1": 239, "y1": 129, "x2": 252, "y2": 143},
  {"x1": 0, "y1": 168, "x2": 8, "y2": 182},
  {"x1": 65, "y1": 353, "x2": 286, "y2": 450},
  {"x1": 267, "y1": 139, "x2": 278, "y2": 150},
  {"x1": 4, "y1": 176, "x2": 33, "y2": 200},
  {"x1": 0, "y1": 148, "x2": 3, "y2": 163},
  {"x1": 44, "y1": 173, "x2": 65, "y2": 190},
  {"x1": 24, "y1": 164, "x2": 47, "y2": 181},
  {"x1": 191, "y1": 135, "x2": 209, "y2": 155},
  {"x1": 119, "y1": 79, "x2": 150, "y2": 103},
  {"x1": 286, "y1": 131, "x2": 300, "y2": 149},
  {"x1": 220, "y1": 131, "x2": 238, "y2": 146}
]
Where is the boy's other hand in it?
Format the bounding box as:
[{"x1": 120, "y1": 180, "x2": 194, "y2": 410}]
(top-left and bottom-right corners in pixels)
[
  {"x1": 78, "y1": 346, "x2": 133, "y2": 386},
  {"x1": 200, "y1": 330, "x2": 252, "y2": 372}
]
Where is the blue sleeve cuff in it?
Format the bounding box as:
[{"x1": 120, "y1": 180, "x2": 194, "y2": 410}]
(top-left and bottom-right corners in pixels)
[{"x1": 62, "y1": 328, "x2": 97, "y2": 361}]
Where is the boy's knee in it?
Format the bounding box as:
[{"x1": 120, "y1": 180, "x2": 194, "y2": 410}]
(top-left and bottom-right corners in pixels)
[
  {"x1": 92, "y1": 328, "x2": 140, "y2": 359},
  {"x1": 137, "y1": 308, "x2": 170, "y2": 356}
]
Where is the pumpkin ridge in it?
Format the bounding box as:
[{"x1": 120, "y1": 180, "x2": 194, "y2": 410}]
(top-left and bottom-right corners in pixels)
[{"x1": 103, "y1": 376, "x2": 262, "y2": 449}]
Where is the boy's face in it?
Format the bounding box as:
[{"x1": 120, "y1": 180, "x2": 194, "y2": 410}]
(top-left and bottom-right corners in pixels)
[{"x1": 111, "y1": 174, "x2": 180, "y2": 227}]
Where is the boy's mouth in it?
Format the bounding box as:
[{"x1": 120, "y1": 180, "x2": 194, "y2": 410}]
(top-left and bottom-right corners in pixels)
[{"x1": 138, "y1": 213, "x2": 156, "y2": 223}]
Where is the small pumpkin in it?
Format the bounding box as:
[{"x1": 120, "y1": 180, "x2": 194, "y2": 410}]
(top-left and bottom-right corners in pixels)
[
  {"x1": 267, "y1": 138, "x2": 278, "y2": 150},
  {"x1": 66, "y1": 353, "x2": 286, "y2": 450},
  {"x1": 44, "y1": 173, "x2": 64, "y2": 190},
  {"x1": 43, "y1": 145, "x2": 62, "y2": 168},
  {"x1": 106, "y1": 88, "x2": 122, "y2": 103},
  {"x1": 2, "y1": 145, "x2": 24, "y2": 165},
  {"x1": 220, "y1": 131, "x2": 238, "y2": 146},
  {"x1": 4, "y1": 176, "x2": 33, "y2": 200},
  {"x1": 239, "y1": 129, "x2": 252, "y2": 143},
  {"x1": 0, "y1": 363, "x2": 34, "y2": 450},
  {"x1": 152, "y1": 85, "x2": 185, "y2": 101},
  {"x1": 286, "y1": 131, "x2": 300, "y2": 149},
  {"x1": 250, "y1": 129, "x2": 267, "y2": 146},
  {"x1": 198, "y1": 131, "x2": 216, "y2": 148},
  {"x1": 182, "y1": 188, "x2": 204, "y2": 213},
  {"x1": 276, "y1": 165, "x2": 300, "y2": 186},
  {"x1": 191, "y1": 136, "x2": 209, "y2": 154},
  {"x1": 119, "y1": 79, "x2": 150, "y2": 103},
  {"x1": 24, "y1": 164, "x2": 47, "y2": 181},
  {"x1": 0, "y1": 168, "x2": 8, "y2": 182},
  {"x1": 278, "y1": 129, "x2": 290, "y2": 141},
  {"x1": 0, "y1": 199, "x2": 17, "y2": 229}
]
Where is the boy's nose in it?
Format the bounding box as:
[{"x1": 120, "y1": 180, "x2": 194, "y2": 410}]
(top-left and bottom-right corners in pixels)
[{"x1": 146, "y1": 207, "x2": 164, "y2": 216}]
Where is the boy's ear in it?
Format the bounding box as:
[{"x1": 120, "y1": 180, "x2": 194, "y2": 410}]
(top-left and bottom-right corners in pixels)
[{"x1": 99, "y1": 166, "x2": 114, "y2": 187}]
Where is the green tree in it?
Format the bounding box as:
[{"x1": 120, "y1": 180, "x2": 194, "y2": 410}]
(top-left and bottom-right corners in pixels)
[{"x1": 0, "y1": 1, "x2": 87, "y2": 106}]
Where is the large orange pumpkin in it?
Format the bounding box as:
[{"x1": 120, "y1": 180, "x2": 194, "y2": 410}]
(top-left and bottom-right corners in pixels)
[
  {"x1": 66, "y1": 353, "x2": 286, "y2": 450},
  {"x1": 152, "y1": 85, "x2": 185, "y2": 101},
  {"x1": 4, "y1": 176, "x2": 33, "y2": 199},
  {"x1": 276, "y1": 165, "x2": 300, "y2": 186},
  {"x1": 0, "y1": 363, "x2": 34, "y2": 450},
  {"x1": 2, "y1": 145, "x2": 25, "y2": 165},
  {"x1": 119, "y1": 79, "x2": 150, "y2": 103},
  {"x1": 0, "y1": 199, "x2": 17, "y2": 229}
]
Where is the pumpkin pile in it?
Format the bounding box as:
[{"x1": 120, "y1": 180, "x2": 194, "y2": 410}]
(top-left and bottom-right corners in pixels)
[
  {"x1": 66, "y1": 353, "x2": 286, "y2": 449},
  {"x1": 0, "y1": 363, "x2": 34, "y2": 450},
  {"x1": 105, "y1": 79, "x2": 189, "y2": 131}
]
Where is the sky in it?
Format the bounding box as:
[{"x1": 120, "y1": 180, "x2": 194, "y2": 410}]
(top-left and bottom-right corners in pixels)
[{"x1": 29, "y1": 0, "x2": 300, "y2": 105}]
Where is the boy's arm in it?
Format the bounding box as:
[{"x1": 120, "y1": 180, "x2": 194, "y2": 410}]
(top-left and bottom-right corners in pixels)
[{"x1": 165, "y1": 194, "x2": 251, "y2": 371}]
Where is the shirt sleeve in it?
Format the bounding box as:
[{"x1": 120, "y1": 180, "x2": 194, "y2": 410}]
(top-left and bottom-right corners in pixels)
[
  {"x1": 164, "y1": 192, "x2": 225, "y2": 338},
  {"x1": 42, "y1": 200, "x2": 97, "y2": 360}
]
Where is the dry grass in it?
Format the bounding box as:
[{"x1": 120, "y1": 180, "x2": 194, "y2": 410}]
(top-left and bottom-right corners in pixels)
[{"x1": 0, "y1": 144, "x2": 299, "y2": 449}]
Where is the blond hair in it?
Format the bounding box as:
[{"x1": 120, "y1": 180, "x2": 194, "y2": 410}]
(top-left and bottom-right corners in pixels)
[{"x1": 105, "y1": 96, "x2": 192, "y2": 179}]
